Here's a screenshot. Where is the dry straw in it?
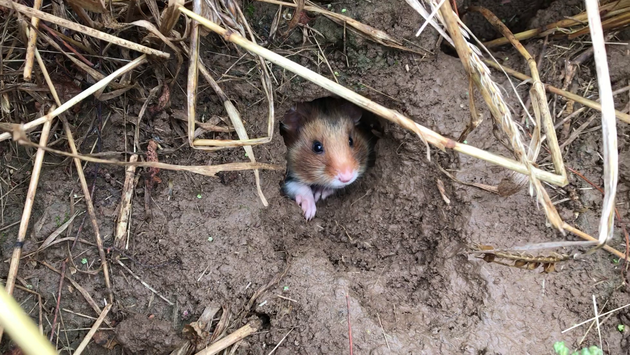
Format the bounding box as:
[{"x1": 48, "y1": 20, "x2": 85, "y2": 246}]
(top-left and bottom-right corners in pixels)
[
  {"x1": 185, "y1": 0, "x2": 275, "y2": 206},
  {"x1": 178, "y1": 6, "x2": 567, "y2": 186},
  {"x1": 406, "y1": 0, "x2": 623, "y2": 256},
  {"x1": 409, "y1": 0, "x2": 566, "y2": 232},
  {"x1": 584, "y1": 0, "x2": 619, "y2": 251},
  {"x1": 0, "y1": 285, "x2": 57, "y2": 355}
]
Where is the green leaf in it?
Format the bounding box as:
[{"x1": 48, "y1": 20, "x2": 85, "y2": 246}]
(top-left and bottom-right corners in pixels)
[
  {"x1": 554, "y1": 341, "x2": 570, "y2": 355},
  {"x1": 81, "y1": 258, "x2": 88, "y2": 265},
  {"x1": 618, "y1": 324, "x2": 625, "y2": 332}
]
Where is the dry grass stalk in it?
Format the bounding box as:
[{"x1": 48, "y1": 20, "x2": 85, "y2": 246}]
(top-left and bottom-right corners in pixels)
[
  {"x1": 40, "y1": 261, "x2": 113, "y2": 327},
  {"x1": 22, "y1": 0, "x2": 43, "y2": 81},
  {"x1": 61, "y1": 116, "x2": 113, "y2": 304},
  {"x1": 194, "y1": 321, "x2": 260, "y2": 355},
  {"x1": 257, "y1": 0, "x2": 428, "y2": 54},
  {"x1": 0, "y1": 54, "x2": 148, "y2": 142},
  {"x1": 36, "y1": 212, "x2": 82, "y2": 252},
  {"x1": 34, "y1": 28, "x2": 126, "y2": 91},
  {"x1": 468, "y1": 6, "x2": 566, "y2": 180},
  {"x1": 0, "y1": 285, "x2": 57, "y2": 355},
  {"x1": 484, "y1": 0, "x2": 630, "y2": 47},
  {"x1": 585, "y1": 0, "x2": 619, "y2": 252},
  {"x1": 34, "y1": 49, "x2": 60, "y2": 105},
  {"x1": 115, "y1": 258, "x2": 174, "y2": 305},
  {"x1": 0, "y1": 0, "x2": 170, "y2": 58},
  {"x1": 188, "y1": 0, "x2": 276, "y2": 150},
  {"x1": 72, "y1": 303, "x2": 113, "y2": 355},
  {"x1": 409, "y1": 0, "x2": 625, "y2": 257},
  {"x1": 563, "y1": 224, "x2": 625, "y2": 259},
  {"x1": 4, "y1": 128, "x2": 280, "y2": 175},
  {"x1": 186, "y1": 0, "x2": 271, "y2": 206},
  {"x1": 0, "y1": 116, "x2": 52, "y2": 341},
  {"x1": 178, "y1": 8, "x2": 568, "y2": 187},
  {"x1": 159, "y1": 0, "x2": 184, "y2": 35},
  {"x1": 432, "y1": 0, "x2": 564, "y2": 230},
  {"x1": 482, "y1": 59, "x2": 630, "y2": 124},
  {"x1": 186, "y1": 0, "x2": 201, "y2": 149},
  {"x1": 114, "y1": 155, "x2": 138, "y2": 249}
]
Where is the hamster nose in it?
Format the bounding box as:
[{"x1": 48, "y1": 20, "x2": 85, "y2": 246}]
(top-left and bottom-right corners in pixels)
[{"x1": 337, "y1": 170, "x2": 354, "y2": 183}]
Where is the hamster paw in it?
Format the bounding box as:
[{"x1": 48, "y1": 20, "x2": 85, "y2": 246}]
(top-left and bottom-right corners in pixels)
[
  {"x1": 313, "y1": 187, "x2": 335, "y2": 202},
  {"x1": 295, "y1": 192, "x2": 317, "y2": 220}
]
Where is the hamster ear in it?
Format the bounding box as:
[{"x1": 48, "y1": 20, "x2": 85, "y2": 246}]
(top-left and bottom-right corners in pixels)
[
  {"x1": 337, "y1": 100, "x2": 363, "y2": 125},
  {"x1": 280, "y1": 103, "x2": 311, "y2": 146}
]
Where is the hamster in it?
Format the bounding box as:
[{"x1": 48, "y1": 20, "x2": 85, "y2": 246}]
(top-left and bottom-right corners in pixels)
[{"x1": 279, "y1": 96, "x2": 380, "y2": 220}]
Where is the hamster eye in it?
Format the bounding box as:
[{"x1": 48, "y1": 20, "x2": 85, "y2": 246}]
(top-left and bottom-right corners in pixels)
[
  {"x1": 349, "y1": 136, "x2": 354, "y2": 147},
  {"x1": 312, "y1": 141, "x2": 324, "y2": 154}
]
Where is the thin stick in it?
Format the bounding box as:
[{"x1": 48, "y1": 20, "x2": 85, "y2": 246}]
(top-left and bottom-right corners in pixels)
[
  {"x1": 72, "y1": 303, "x2": 112, "y2": 355},
  {"x1": 48, "y1": 261, "x2": 66, "y2": 342},
  {"x1": 114, "y1": 155, "x2": 138, "y2": 249},
  {"x1": 23, "y1": 0, "x2": 43, "y2": 81},
  {"x1": 0, "y1": 285, "x2": 57, "y2": 355},
  {"x1": 562, "y1": 223, "x2": 626, "y2": 259},
  {"x1": 346, "y1": 295, "x2": 353, "y2": 355},
  {"x1": 178, "y1": 7, "x2": 568, "y2": 187},
  {"x1": 585, "y1": 0, "x2": 619, "y2": 250},
  {"x1": 39, "y1": 261, "x2": 112, "y2": 327},
  {"x1": 61, "y1": 117, "x2": 113, "y2": 304},
  {"x1": 592, "y1": 294, "x2": 603, "y2": 350},
  {"x1": 563, "y1": 302, "x2": 630, "y2": 333},
  {"x1": 0, "y1": 220, "x2": 20, "y2": 232},
  {"x1": 3, "y1": 132, "x2": 280, "y2": 175},
  {"x1": 482, "y1": 59, "x2": 630, "y2": 124},
  {"x1": 115, "y1": 258, "x2": 174, "y2": 305},
  {"x1": 0, "y1": 55, "x2": 148, "y2": 142},
  {"x1": 34, "y1": 49, "x2": 60, "y2": 105},
  {"x1": 266, "y1": 328, "x2": 293, "y2": 355},
  {"x1": 377, "y1": 313, "x2": 390, "y2": 351},
  {"x1": 0, "y1": 0, "x2": 169, "y2": 58},
  {"x1": 194, "y1": 322, "x2": 259, "y2": 355},
  {"x1": 0, "y1": 117, "x2": 52, "y2": 341}
]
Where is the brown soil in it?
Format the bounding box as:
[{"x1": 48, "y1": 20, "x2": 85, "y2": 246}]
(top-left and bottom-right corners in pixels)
[{"x1": 1, "y1": 0, "x2": 630, "y2": 354}]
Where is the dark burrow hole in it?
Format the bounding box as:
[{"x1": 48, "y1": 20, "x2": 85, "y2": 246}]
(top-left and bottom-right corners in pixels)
[
  {"x1": 255, "y1": 312, "x2": 272, "y2": 329},
  {"x1": 440, "y1": 0, "x2": 557, "y2": 57}
]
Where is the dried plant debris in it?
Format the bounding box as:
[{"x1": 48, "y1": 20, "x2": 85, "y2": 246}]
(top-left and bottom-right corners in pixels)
[{"x1": 472, "y1": 244, "x2": 571, "y2": 273}]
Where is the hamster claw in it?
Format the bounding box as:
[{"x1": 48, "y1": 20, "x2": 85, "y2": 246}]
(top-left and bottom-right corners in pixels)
[
  {"x1": 320, "y1": 187, "x2": 335, "y2": 201},
  {"x1": 313, "y1": 187, "x2": 335, "y2": 202},
  {"x1": 295, "y1": 193, "x2": 317, "y2": 221}
]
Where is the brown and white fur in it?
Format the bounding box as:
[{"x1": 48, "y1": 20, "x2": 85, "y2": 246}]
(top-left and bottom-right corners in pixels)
[{"x1": 279, "y1": 97, "x2": 379, "y2": 220}]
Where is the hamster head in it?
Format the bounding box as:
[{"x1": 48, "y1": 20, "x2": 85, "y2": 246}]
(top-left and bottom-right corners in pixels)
[{"x1": 281, "y1": 99, "x2": 372, "y2": 188}]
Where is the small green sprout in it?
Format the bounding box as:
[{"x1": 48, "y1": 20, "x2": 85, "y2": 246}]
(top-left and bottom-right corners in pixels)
[
  {"x1": 334, "y1": 71, "x2": 339, "y2": 76},
  {"x1": 613, "y1": 258, "x2": 620, "y2": 264},
  {"x1": 463, "y1": 140, "x2": 468, "y2": 144},
  {"x1": 341, "y1": 8, "x2": 347, "y2": 13},
  {"x1": 208, "y1": 237, "x2": 214, "y2": 242},
  {"x1": 245, "y1": 4, "x2": 255, "y2": 17},
  {"x1": 81, "y1": 258, "x2": 88, "y2": 265},
  {"x1": 197, "y1": 193, "x2": 202, "y2": 199},
  {"x1": 283, "y1": 286, "x2": 289, "y2": 292},
  {"x1": 618, "y1": 324, "x2": 625, "y2": 332},
  {"x1": 553, "y1": 341, "x2": 603, "y2": 355}
]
